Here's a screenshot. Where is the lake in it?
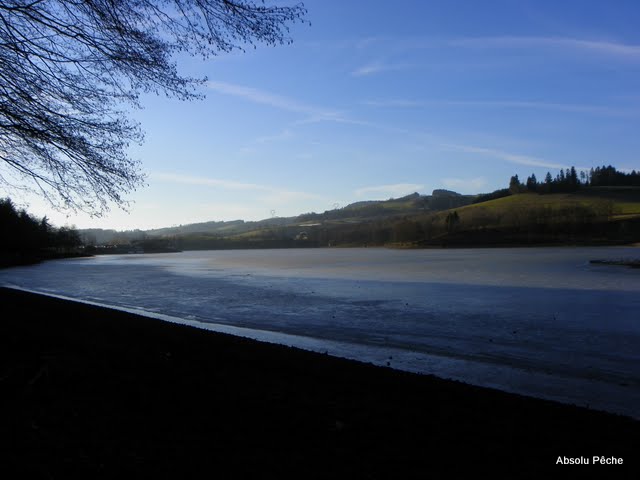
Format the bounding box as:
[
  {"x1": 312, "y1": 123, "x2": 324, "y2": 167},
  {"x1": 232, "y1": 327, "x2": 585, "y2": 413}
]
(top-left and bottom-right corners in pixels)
[{"x1": 2, "y1": 246, "x2": 639, "y2": 418}]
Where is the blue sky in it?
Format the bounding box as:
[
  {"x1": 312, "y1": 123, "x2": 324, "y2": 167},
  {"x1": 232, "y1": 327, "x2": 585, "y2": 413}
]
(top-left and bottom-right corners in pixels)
[{"x1": 23, "y1": 0, "x2": 640, "y2": 230}]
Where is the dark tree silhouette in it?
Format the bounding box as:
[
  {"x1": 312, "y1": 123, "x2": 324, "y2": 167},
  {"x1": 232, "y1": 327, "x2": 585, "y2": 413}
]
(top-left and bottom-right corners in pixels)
[
  {"x1": 590, "y1": 165, "x2": 640, "y2": 187},
  {"x1": 508, "y1": 174, "x2": 522, "y2": 194},
  {"x1": 445, "y1": 210, "x2": 460, "y2": 233},
  {"x1": 0, "y1": 197, "x2": 81, "y2": 266},
  {"x1": 0, "y1": 1, "x2": 306, "y2": 214}
]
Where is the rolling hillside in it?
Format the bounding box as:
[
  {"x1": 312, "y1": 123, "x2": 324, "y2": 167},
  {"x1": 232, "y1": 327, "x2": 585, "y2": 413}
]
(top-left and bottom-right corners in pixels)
[
  {"x1": 80, "y1": 187, "x2": 640, "y2": 250},
  {"x1": 415, "y1": 187, "x2": 640, "y2": 247}
]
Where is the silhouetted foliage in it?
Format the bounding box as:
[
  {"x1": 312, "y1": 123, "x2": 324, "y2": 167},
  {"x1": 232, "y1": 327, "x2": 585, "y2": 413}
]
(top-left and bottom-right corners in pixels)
[
  {"x1": 509, "y1": 175, "x2": 522, "y2": 194},
  {"x1": 589, "y1": 165, "x2": 640, "y2": 187},
  {"x1": 503, "y1": 165, "x2": 639, "y2": 195},
  {"x1": 445, "y1": 211, "x2": 460, "y2": 233},
  {"x1": 472, "y1": 188, "x2": 512, "y2": 204},
  {"x1": 0, "y1": 198, "x2": 81, "y2": 266},
  {"x1": 0, "y1": 1, "x2": 306, "y2": 214}
]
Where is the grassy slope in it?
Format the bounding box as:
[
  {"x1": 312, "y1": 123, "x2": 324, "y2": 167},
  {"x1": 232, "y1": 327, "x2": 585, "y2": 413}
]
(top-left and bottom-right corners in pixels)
[
  {"x1": 251, "y1": 188, "x2": 640, "y2": 235},
  {"x1": 91, "y1": 188, "x2": 640, "y2": 249},
  {"x1": 388, "y1": 187, "x2": 640, "y2": 247},
  {"x1": 461, "y1": 189, "x2": 639, "y2": 216}
]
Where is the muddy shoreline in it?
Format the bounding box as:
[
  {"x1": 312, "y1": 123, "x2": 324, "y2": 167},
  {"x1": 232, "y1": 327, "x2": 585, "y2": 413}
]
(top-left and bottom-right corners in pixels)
[{"x1": 1, "y1": 287, "x2": 638, "y2": 478}]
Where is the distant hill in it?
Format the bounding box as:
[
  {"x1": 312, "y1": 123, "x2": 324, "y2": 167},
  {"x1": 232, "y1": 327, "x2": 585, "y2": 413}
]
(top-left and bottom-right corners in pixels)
[
  {"x1": 80, "y1": 190, "x2": 476, "y2": 245},
  {"x1": 79, "y1": 186, "x2": 640, "y2": 249},
  {"x1": 415, "y1": 186, "x2": 640, "y2": 247}
]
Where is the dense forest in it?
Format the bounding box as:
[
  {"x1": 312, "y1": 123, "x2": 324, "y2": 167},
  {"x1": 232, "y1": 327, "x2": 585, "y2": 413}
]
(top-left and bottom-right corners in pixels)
[{"x1": 0, "y1": 198, "x2": 82, "y2": 267}]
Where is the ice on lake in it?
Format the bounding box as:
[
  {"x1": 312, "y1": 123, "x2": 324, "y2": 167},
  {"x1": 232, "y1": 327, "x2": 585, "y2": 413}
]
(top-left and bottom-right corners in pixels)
[{"x1": 2, "y1": 246, "x2": 639, "y2": 418}]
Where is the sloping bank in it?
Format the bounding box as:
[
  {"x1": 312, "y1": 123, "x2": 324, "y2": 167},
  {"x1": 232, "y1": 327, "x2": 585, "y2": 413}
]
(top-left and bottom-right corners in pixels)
[{"x1": 0, "y1": 287, "x2": 638, "y2": 479}]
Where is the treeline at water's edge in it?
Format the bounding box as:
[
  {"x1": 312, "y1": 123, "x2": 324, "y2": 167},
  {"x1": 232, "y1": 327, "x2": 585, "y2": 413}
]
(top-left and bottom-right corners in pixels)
[{"x1": 0, "y1": 198, "x2": 83, "y2": 267}]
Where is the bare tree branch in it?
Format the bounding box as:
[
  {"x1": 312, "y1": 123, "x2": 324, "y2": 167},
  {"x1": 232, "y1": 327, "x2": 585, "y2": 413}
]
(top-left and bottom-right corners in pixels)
[{"x1": 0, "y1": 0, "x2": 307, "y2": 215}]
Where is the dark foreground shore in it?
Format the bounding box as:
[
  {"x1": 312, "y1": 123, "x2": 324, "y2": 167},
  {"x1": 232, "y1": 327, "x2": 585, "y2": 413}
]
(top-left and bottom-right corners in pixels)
[{"x1": 1, "y1": 288, "x2": 638, "y2": 479}]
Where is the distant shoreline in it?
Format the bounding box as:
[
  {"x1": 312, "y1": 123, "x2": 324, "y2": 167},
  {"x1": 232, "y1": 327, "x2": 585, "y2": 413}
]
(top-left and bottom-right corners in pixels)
[
  {"x1": 590, "y1": 258, "x2": 640, "y2": 268},
  {"x1": 3, "y1": 241, "x2": 639, "y2": 271},
  {"x1": 0, "y1": 251, "x2": 91, "y2": 269}
]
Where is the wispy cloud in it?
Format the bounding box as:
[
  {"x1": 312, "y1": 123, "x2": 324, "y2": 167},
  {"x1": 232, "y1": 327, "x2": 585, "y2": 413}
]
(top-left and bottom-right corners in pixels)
[
  {"x1": 442, "y1": 144, "x2": 565, "y2": 170},
  {"x1": 254, "y1": 128, "x2": 293, "y2": 144},
  {"x1": 351, "y1": 61, "x2": 386, "y2": 77},
  {"x1": 362, "y1": 99, "x2": 424, "y2": 108},
  {"x1": 451, "y1": 36, "x2": 640, "y2": 61},
  {"x1": 441, "y1": 100, "x2": 636, "y2": 116},
  {"x1": 294, "y1": 113, "x2": 420, "y2": 139},
  {"x1": 341, "y1": 34, "x2": 640, "y2": 63},
  {"x1": 441, "y1": 177, "x2": 488, "y2": 192},
  {"x1": 152, "y1": 172, "x2": 321, "y2": 204},
  {"x1": 363, "y1": 98, "x2": 637, "y2": 116},
  {"x1": 293, "y1": 113, "x2": 371, "y2": 127},
  {"x1": 206, "y1": 81, "x2": 339, "y2": 118},
  {"x1": 154, "y1": 172, "x2": 269, "y2": 191},
  {"x1": 349, "y1": 35, "x2": 444, "y2": 53},
  {"x1": 207, "y1": 80, "x2": 362, "y2": 127},
  {"x1": 355, "y1": 183, "x2": 424, "y2": 198},
  {"x1": 351, "y1": 61, "x2": 414, "y2": 77},
  {"x1": 355, "y1": 37, "x2": 379, "y2": 50}
]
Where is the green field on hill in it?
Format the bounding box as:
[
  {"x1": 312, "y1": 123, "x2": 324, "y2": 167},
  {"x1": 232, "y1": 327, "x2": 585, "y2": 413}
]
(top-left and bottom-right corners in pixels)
[{"x1": 166, "y1": 187, "x2": 640, "y2": 249}]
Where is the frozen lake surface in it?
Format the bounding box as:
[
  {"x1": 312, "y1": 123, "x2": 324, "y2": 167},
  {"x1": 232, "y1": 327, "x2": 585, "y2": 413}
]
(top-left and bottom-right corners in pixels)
[{"x1": 2, "y1": 247, "x2": 639, "y2": 418}]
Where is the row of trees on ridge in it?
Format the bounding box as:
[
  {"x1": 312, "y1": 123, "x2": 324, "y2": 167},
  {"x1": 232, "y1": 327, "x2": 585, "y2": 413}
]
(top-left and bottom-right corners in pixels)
[{"x1": 511, "y1": 165, "x2": 640, "y2": 194}]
